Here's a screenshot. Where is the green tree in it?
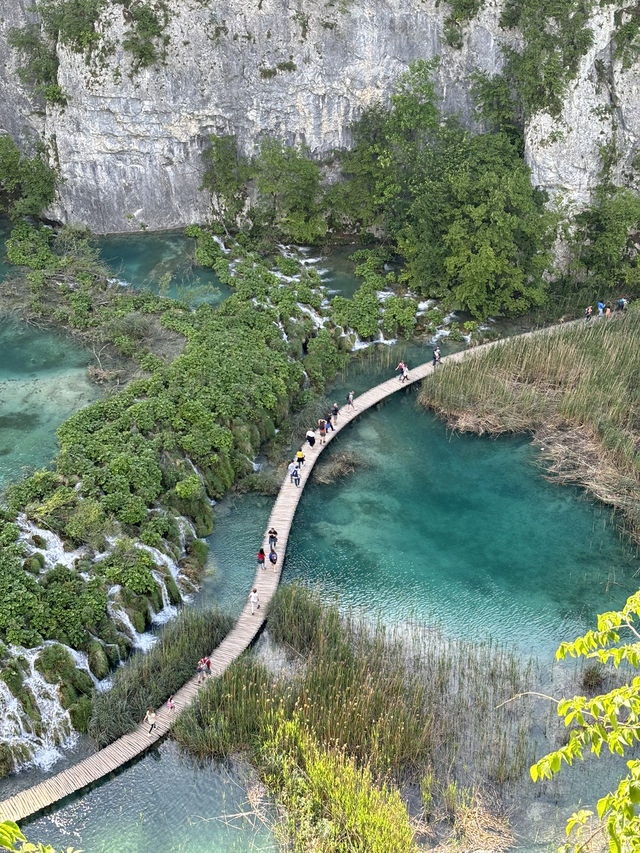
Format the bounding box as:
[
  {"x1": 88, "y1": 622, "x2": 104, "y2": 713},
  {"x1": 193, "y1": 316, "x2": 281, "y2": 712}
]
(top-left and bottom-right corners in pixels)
[
  {"x1": 0, "y1": 136, "x2": 56, "y2": 220},
  {"x1": 253, "y1": 137, "x2": 327, "y2": 243},
  {"x1": 531, "y1": 591, "x2": 640, "y2": 851},
  {"x1": 201, "y1": 135, "x2": 252, "y2": 231}
]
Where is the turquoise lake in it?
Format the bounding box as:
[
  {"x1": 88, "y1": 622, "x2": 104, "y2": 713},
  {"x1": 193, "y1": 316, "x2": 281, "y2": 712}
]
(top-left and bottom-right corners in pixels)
[{"x1": 0, "y1": 224, "x2": 636, "y2": 851}]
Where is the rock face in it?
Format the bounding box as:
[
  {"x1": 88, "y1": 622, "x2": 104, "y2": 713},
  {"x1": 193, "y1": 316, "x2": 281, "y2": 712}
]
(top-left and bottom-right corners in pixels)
[{"x1": 0, "y1": 0, "x2": 638, "y2": 232}]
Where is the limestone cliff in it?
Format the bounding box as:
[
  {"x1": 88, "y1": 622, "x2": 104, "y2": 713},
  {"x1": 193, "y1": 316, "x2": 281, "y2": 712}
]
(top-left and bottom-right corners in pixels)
[{"x1": 0, "y1": 0, "x2": 638, "y2": 232}]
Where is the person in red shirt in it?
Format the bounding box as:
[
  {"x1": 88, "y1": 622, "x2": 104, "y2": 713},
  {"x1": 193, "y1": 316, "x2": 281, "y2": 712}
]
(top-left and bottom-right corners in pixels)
[{"x1": 257, "y1": 547, "x2": 266, "y2": 569}]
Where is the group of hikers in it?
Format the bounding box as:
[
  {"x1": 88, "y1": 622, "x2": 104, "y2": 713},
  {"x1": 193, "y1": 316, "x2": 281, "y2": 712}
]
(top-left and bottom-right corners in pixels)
[
  {"x1": 585, "y1": 297, "x2": 628, "y2": 320},
  {"x1": 141, "y1": 344, "x2": 448, "y2": 732}
]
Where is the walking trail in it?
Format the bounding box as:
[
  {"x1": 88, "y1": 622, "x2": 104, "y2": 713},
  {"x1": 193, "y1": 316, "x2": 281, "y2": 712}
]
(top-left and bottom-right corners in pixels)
[{"x1": 0, "y1": 323, "x2": 569, "y2": 823}]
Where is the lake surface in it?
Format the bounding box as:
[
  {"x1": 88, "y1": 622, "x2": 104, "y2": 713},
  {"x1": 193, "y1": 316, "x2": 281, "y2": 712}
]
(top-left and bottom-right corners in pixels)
[{"x1": 0, "y1": 316, "x2": 99, "y2": 491}]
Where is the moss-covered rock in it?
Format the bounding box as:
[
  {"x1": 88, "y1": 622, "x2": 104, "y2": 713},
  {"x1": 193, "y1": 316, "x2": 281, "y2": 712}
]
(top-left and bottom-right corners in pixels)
[
  {"x1": 88, "y1": 641, "x2": 110, "y2": 680},
  {"x1": 164, "y1": 573, "x2": 182, "y2": 606},
  {"x1": 1, "y1": 660, "x2": 24, "y2": 696},
  {"x1": 59, "y1": 681, "x2": 78, "y2": 709},
  {"x1": 71, "y1": 668, "x2": 94, "y2": 696},
  {"x1": 31, "y1": 534, "x2": 47, "y2": 549},
  {"x1": 69, "y1": 696, "x2": 92, "y2": 733},
  {"x1": 35, "y1": 644, "x2": 74, "y2": 684},
  {"x1": 23, "y1": 552, "x2": 45, "y2": 573},
  {"x1": 0, "y1": 743, "x2": 15, "y2": 778},
  {"x1": 187, "y1": 539, "x2": 208, "y2": 569}
]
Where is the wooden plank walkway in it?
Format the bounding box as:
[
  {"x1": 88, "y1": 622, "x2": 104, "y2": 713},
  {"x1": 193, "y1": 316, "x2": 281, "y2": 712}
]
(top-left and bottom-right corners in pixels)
[{"x1": 0, "y1": 323, "x2": 569, "y2": 824}]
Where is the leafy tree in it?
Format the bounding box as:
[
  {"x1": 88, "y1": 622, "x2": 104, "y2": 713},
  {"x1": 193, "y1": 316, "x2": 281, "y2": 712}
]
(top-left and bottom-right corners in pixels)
[
  {"x1": 531, "y1": 591, "x2": 640, "y2": 851},
  {"x1": 201, "y1": 135, "x2": 252, "y2": 231},
  {"x1": 571, "y1": 188, "x2": 640, "y2": 296},
  {"x1": 0, "y1": 137, "x2": 56, "y2": 220},
  {"x1": 253, "y1": 137, "x2": 327, "y2": 243}
]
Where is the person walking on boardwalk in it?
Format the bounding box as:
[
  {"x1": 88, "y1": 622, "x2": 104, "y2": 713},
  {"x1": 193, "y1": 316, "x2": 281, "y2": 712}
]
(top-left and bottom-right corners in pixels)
[
  {"x1": 257, "y1": 547, "x2": 266, "y2": 570},
  {"x1": 269, "y1": 548, "x2": 278, "y2": 571},
  {"x1": 598, "y1": 300, "x2": 605, "y2": 316},
  {"x1": 306, "y1": 428, "x2": 316, "y2": 447},
  {"x1": 249, "y1": 587, "x2": 260, "y2": 615},
  {"x1": 167, "y1": 695, "x2": 175, "y2": 712},
  {"x1": 585, "y1": 305, "x2": 593, "y2": 321},
  {"x1": 144, "y1": 708, "x2": 157, "y2": 735},
  {"x1": 318, "y1": 418, "x2": 327, "y2": 444},
  {"x1": 395, "y1": 360, "x2": 406, "y2": 381},
  {"x1": 325, "y1": 411, "x2": 335, "y2": 432},
  {"x1": 268, "y1": 527, "x2": 278, "y2": 549},
  {"x1": 401, "y1": 364, "x2": 409, "y2": 383},
  {"x1": 606, "y1": 304, "x2": 612, "y2": 318},
  {"x1": 332, "y1": 402, "x2": 339, "y2": 424},
  {"x1": 196, "y1": 658, "x2": 206, "y2": 684},
  {"x1": 296, "y1": 449, "x2": 305, "y2": 467},
  {"x1": 288, "y1": 460, "x2": 298, "y2": 483},
  {"x1": 432, "y1": 344, "x2": 441, "y2": 368},
  {"x1": 347, "y1": 390, "x2": 355, "y2": 410}
]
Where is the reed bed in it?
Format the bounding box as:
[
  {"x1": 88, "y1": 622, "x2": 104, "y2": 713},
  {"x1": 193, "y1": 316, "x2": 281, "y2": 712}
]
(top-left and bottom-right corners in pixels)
[
  {"x1": 174, "y1": 587, "x2": 534, "y2": 828},
  {"x1": 419, "y1": 311, "x2": 640, "y2": 539},
  {"x1": 89, "y1": 608, "x2": 232, "y2": 746}
]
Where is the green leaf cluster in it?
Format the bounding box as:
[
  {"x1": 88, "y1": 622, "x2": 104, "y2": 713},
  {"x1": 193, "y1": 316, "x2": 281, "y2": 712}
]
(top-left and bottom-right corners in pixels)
[
  {"x1": 531, "y1": 590, "x2": 640, "y2": 850},
  {"x1": 0, "y1": 819, "x2": 81, "y2": 853},
  {"x1": 0, "y1": 138, "x2": 56, "y2": 221}
]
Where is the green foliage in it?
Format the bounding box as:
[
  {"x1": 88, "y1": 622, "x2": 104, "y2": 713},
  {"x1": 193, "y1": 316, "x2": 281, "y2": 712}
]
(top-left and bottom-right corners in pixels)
[
  {"x1": 382, "y1": 295, "x2": 418, "y2": 338},
  {"x1": 0, "y1": 819, "x2": 81, "y2": 852},
  {"x1": 116, "y1": 0, "x2": 170, "y2": 70},
  {"x1": 500, "y1": 0, "x2": 594, "y2": 117},
  {"x1": 253, "y1": 137, "x2": 327, "y2": 243},
  {"x1": 570, "y1": 187, "x2": 640, "y2": 295},
  {"x1": 200, "y1": 135, "x2": 252, "y2": 229},
  {"x1": 531, "y1": 591, "x2": 640, "y2": 851},
  {"x1": 101, "y1": 542, "x2": 156, "y2": 595},
  {"x1": 612, "y1": 4, "x2": 640, "y2": 69},
  {"x1": 469, "y1": 72, "x2": 523, "y2": 151},
  {"x1": 0, "y1": 138, "x2": 56, "y2": 220},
  {"x1": 259, "y1": 713, "x2": 417, "y2": 852},
  {"x1": 89, "y1": 607, "x2": 232, "y2": 746}
]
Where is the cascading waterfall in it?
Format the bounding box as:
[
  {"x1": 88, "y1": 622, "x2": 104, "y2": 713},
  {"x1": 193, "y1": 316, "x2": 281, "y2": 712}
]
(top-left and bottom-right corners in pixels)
[{"x1": 17, "y1": 515, "x2": 86, "y2": 569}]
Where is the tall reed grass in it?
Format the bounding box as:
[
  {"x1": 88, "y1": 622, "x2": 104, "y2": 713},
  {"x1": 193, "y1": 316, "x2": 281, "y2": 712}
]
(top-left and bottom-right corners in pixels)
[
  {"x1": 419, "y1": 310, "x2": 640, "y2": 537},
  {"x1": 174, "y1": 585, "x2": 534, "y2": 790},
  {"x1": 89, "y1": 608, "x2": 232, "y2": 746}
]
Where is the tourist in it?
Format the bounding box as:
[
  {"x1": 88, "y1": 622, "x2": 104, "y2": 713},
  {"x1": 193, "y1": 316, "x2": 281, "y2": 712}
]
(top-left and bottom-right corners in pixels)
[
  {"x1": 296, "y1": 449, "x2": 305, "y2": 467},
  {"x1": 617, "y1": 297, "x2": 627, "y2": 311},
  {"x1": 432, "y1": 344, "x2": 441, "y2": 368},
  {"x1": 585, "y1": 305, "x2": 593, "y2": 321},
  {"x1": 249, "y1": 587, "x2": 260, "y2": 615},
  {"x1": 144, "y1": 708, "x2": 157, "y2": 736},
  {"x1": 257, "y1": 547, "x2": 266, "y2": 570},
  {"x1": 196, "y1": 659, "x2": 205, "y2": 684},
  {"x1": 306, "y1": 428, "x2": 316, "y2": 447},
  {"x1": 347, "y1": 390, "x2": 355, "y2": 410},
  {"x1": 332, "y1": 402, "x2": 339, "y2": 424},
  {"x1": 395, "y1": 360, "x2": 406, "y2": 380},
  {"x1": 269, "y1": 548, "x2": 278, "y2": 571},
  {"x1": 318, "y1": 418, "x2": 327, "y2": 444},
  {"x1": 606, "y1": 305, "x2": 612, "y2": 319},
  {"x1": 401, "y1": 364, "x2": 409, "y2": 383},
  {"x1": 598, "y1": 300, "x2": 605, "y2": 316},
  {"x1": 268, "y1": 527, "x2": 278, "y2": 549},
  {"x1": 292, "y1": 466, "x2": 300, "y2": 487},
  {"x1": 325, "y1": 411, "x2": 335, "y2": 432},
  {"x1": 288, "y1": 460, "x2": 298, "y2": 483},
  {"x1": 167, "y1": 695, "x2": 175, "y2": 712},
  {"x1": 204, "y1": 656, "x2": 211, "y2": 677}
]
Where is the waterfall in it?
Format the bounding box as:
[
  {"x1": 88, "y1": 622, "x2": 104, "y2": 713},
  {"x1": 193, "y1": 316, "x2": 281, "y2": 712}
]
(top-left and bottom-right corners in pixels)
[
  {"x1": 106, "y1": 589, "x2": 157, "y2": 652},
  {"x1": 0, "y1": 646, "x2": 79, "y2": 776},
  {"x1": 150, "y1": 571, "x2": 177, "y2": 625},
  {"x1": 134, "y1": 541, "x2": 180, "y2": 580},
  {"x1": 17, "y1": 514, "x2": 86, "y2": 569}
]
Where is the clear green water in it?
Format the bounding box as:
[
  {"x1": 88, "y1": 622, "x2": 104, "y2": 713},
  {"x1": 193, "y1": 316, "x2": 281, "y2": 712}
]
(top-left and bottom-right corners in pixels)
[
  {"x1": 24, "y1": 742, "x2": 274, "y2": 852},
  {"x1": 96, "y1": 231, "x2": 233, "y2": 305},
  {"x1": 3, "y1": 228, "x2": 637, "y2": 850},
  {"x1": 0, "y1": 316, "x2": 99, "y2": 491}
]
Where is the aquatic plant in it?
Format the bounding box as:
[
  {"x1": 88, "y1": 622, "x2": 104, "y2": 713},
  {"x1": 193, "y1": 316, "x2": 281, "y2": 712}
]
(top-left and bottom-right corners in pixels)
[
  {"x1": 88, "y1": 607, "x2": 232, "y2": 747},
  {"x1": 174, "y1": 585, "x2": 533, "y2": 844},
  {"x1": 418, "y1": 310, "x2": 640, "y2": 540}
]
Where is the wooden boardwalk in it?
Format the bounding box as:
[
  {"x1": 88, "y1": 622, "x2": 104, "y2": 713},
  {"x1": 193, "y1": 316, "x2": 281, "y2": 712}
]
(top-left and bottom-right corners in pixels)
[{"x1": 0, "y1": 325, "x2": 562, "y2": 824}]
